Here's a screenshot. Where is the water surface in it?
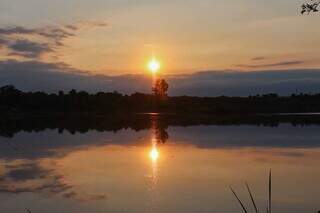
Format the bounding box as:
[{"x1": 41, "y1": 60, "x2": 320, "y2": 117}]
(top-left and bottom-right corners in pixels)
[{"x1": 0, "y1": 114, "x2": 319, "y2": 213}]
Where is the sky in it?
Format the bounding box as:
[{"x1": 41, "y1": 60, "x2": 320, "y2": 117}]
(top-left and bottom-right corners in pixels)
[{"x1": 0, "y1": 0, "x2": 320, "y2": 95}]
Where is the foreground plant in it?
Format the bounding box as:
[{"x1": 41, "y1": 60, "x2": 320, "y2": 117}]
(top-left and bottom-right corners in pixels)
[{"x1": 230, "y1": 170, "x2": 272, "y2": 213}]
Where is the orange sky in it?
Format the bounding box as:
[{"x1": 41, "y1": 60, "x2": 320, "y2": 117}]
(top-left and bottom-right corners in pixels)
[{"x1": 0, "y1": 0, "x2": 319, "y2": 75}]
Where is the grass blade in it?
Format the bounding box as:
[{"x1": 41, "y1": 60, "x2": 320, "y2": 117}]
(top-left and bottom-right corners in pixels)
[
  {"x1": 245, "y1": 182, "x2": 259, "y2": 213},
  {"x1": 268, "y1": 170, "x2": 272, "y2": 213},
  {"x1": 230, "y1": 186, "x2": 248, "y2": 213}
]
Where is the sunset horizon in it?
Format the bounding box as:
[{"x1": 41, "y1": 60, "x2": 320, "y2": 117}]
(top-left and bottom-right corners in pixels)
[{"x1": 1, "y1": 1, "x2": 320, "y2": 213}]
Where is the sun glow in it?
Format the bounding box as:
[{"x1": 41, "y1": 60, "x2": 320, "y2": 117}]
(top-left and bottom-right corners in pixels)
[
  {"x1": 149, "y1": 147, "x2": 159, "y2": 162},
  {"x1": 148, "y1": 57, "x2": 161, "y2": 74}
]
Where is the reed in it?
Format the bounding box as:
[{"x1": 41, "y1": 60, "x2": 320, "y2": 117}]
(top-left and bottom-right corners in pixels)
[
  {"x1": 245, "y1": 182, "x2": 259, "y2": 213},
  {"x1": 230, "y1": 170, "x2": 272, "y2": 213},
  {"x1": 268, "y1": 170, "x2": 272, "y2": 213},
  {"x1": 230, "y1": 186, "x2": 248, "y2": 213}
]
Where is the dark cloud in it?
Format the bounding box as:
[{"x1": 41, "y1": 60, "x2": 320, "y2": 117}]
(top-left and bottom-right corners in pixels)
[
  {"x1": 36, "y1": 27, "x2": 75, "y2": 46},
  {"x1": 0, "y1": 26, "x2": 36, "y2": 35},
  {"x1": 4, "y1": 163, "x2": 49, "y2": 181},
  {"x1": 1, "y1": 60, "x2": 320, "y2": 96},
  {"x1": 0, "y1": 60, "x2": 151, "y2": 94},
  {"x1": 65, "y1": 25, "x2": 79, "y2": 31},
  {"x1": 0, "y1": 22, "x2": 107, "y2": 39},
  {"x1": 8, "y1": 39, "x2": 52, "y2": 58},
  {"x1": 0, "y1": 22, "x2": 108, "y2": 58},
  {"x1": 0, "y1": 26, "x2": 72, "y2": 58},
  {"x1": 236, "y1": 60, "x2": 304, "y2": 68},
  {"x1": 168, "y1": 69, "x2": 320, "y2": 96}
]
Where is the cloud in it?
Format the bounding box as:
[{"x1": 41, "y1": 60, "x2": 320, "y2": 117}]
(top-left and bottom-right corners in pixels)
[
  {"x1": 65, "y1": 25, "x2": 79, "y2": 31},
  {"x1": 1, "y1": 59, "x2": 320, "y2": 96},
  {"x1": 0, "y1": 26, "x2": 36, "y2": 35},
  {"x1": 78, "y1": 20, "x2": 109, "y2": 28},
  {"x1": 0, "y1": 21, "x2": 108, "y2": 58},
  {"x1": 0, "y1": 59, "x2": 152, "y2": 94},
  {"x1": 62, "y1": 191, "x2": 107, "y2": 202},
  {"x1": 168, "y1": 68, "x2": 320, "y2": 96},
  {"x1": 0, "y1": 21, "x2": 108, "y2": 39},
  {"x1": 236, "y1": 60, "x2": 304, "y2": 68},
  {"x1": 0, "y1": 26, "x2": 75, "y2": 48},
  {"x1": 4, "y1": 162, "x2": 49, "y2": 181},
  {"x1": 0, "y1": 37, "x2": 7, "y2": 44},
  {"x1": 251, "y1": 57, "x2": 266, "y2": 61},
  {"x1": 8, "y1": 39, "x2": 52, "y2": 58}
]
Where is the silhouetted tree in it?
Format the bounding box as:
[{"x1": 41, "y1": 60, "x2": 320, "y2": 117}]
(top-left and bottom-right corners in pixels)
[
  {"x1": 302, "y1": 0, "x2": 319, "y2": 14},
  {"x1": 0, "y1": 85, "x2": 20, "y2": 94},
  {"x1": 69, "y1": 89, "x2": 77, "y2": 96},
  {"x1": 152, "y1": 79, "x2": 169, "y2": 98}
]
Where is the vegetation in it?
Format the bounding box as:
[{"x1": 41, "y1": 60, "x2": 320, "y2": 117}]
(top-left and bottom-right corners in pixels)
[
  {"x1": 301, "y1": 0, "x2": 320, "y2": 14},
  {"x1": 152, "y1": 78, "x2": 169, "y2": 99},
  {"x1": 2, "y1": 85, "x2": 320, "y2": 114},
  {"x1": 230, "y1": 170, "x2": 272, "y2": 213},
  {"x1": 231, "y1": 171, "x2": 319, "y2": 213}
]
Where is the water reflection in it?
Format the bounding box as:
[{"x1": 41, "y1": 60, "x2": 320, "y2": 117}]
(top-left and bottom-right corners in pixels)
[
  {"x1": 149, "y1": 144, "x2": 159, "y2": 212},
  {"x1": 0, "y1": 114, "x2": 319, "y2": 212},
  {"x1": 148, "y1": 115, "x2": 162, "y2": 212},
  {"x1": 2, "y1": 113, "x2": 320, "y2": 138},
  {"x1": 150, "y1": 146, "x2": 159, "y2": 162}
]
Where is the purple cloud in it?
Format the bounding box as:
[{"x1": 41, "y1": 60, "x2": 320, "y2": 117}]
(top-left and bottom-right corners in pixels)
[
  {"x1": 9, "y1": 39, "x2": 52, "y2": 58},
  {"x1": 236, "y1": 60, "x2": 304, "y2": 68},
  {"x1": 0, "y1": 21, "x2": 108, "y2": 58}
]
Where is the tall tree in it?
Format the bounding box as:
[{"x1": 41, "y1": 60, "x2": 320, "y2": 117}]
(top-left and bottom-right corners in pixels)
[{"x1": 152, "y1": 79, "x2": 169, "y2": 98}]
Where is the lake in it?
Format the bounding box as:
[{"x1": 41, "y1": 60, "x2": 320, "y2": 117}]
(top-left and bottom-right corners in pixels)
[{"x1": 0, "y1": 114, "x2": 319, "y2": 213}]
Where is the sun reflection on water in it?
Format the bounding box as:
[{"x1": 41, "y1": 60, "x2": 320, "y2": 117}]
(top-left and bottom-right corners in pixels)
[
  {"x1": 148, "y1": 134, "x2": 160, "y2": 212},
  {"x1": 150, "y1": 147, "x2": 159, "y2": 162}
]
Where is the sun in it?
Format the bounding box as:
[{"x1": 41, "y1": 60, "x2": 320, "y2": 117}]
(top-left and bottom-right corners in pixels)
[
  {"x1": 148, "y1": 57, "x2": 161, "y2": 74},
  {"x1": 149, "y1": 147, "x2": 159, "y2": 162}
]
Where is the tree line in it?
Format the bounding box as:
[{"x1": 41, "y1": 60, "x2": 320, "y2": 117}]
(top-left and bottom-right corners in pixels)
[{"x1": 2, "y1": 84, "x2": 320, "y2": 114}]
